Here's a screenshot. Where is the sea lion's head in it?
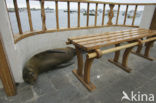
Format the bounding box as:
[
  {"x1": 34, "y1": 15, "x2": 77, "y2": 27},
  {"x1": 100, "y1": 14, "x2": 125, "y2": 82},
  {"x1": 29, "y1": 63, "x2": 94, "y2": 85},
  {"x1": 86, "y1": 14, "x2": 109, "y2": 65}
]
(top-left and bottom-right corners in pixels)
[
  {"x1": 66, "y1": 47, "x2": 76, "y2": 57},
  {"x1": 23, "y1": 66, "x2": 38, "y2": 84}
]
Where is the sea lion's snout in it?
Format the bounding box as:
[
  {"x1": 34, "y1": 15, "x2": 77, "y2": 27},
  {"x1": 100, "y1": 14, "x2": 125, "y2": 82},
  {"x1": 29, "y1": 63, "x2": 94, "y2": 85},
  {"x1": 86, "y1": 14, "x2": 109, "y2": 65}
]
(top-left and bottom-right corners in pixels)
[{"x1": 23, "y1": 67, "x2": 38, "y2": 84}]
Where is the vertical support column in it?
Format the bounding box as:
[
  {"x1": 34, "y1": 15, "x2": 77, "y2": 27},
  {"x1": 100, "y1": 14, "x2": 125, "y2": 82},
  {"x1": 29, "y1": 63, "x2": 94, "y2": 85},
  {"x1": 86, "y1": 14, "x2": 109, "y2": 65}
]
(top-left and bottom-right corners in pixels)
[
  {"x1": 116, "y1": 5, "x2": 120, "y2": 25},
  {"x1": 108, "y1": 46, "x2": 134, "y2": 73},
  {"x1": 84, "y1": 57, "x2": 94, "y2": 83},
  {"x1": 67, "y1": 1, "x2": 70, "y2": 28},
  {"x1": 26, "y1": 0, "x2": 33, "y2": 31},
  {"x1": 102, "y1": 4, "x2": 106, "y2": 25},
  {"x1": 77, "y1": 2, "x2": 80, "y2": 27},
  {"x1": 13, "y1": 0, "x2": 23, "y2": 34},
  {"x1": 86, "y1": 3, "x2": 90, "y2": 27},
  {"x1": 94, "y1": 3, "x2": 98, "y2": 26},
  {"x1": 40, "y1": 0, "x2": 47, "y2": 31},
  {"x1": 113, "y1": 44, "x2": 120, "y2": 62},
  {"x1": 55, "y1": 1, "x2": 59, "y2": 29},
  {"x1": 107, "y1": 4, "x2": 114, "y2": 25},
  {"x1": 74, "y1": 46, "x2": 84, "y2": 76},
  {"x1": 123, "y1": 5, "x2": 128, "y2": 25},
  {"x1": 72, "y1": 49, "x2": 96, "y2": 91},
  {"x1": 0, "y1": 34, "x2": 16, "y2": 96},
  {"x1": 132, "y1": 5, "x2": 138, "y2": 26}
]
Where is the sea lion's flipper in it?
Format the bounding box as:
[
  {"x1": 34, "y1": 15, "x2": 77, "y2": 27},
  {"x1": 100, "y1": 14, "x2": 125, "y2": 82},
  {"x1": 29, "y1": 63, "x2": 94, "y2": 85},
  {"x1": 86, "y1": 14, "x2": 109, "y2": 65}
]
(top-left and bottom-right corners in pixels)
[
  {"x1": 56, "y1": 62, "x2": 74, "y2": 68},
  {"x1": 45, "y1": 50, "x2": 66, "y2": 54}
]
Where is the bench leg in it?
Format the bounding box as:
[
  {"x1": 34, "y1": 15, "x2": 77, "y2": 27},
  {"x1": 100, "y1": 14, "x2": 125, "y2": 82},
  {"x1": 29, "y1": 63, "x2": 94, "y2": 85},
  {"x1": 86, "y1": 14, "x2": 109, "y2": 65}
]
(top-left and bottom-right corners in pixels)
[
  {"x1": 131, "y1": 41, "x2": 155, "y2": 61},
  {"x1": 109, "y1": 46, "x2": 133, "y2": 73},
  {"x1": 75, "y1": 46, "x2": 84, "y2": 76},
  {"x1": 72, "y1": 47, "x2": 96, "y2": 91}
]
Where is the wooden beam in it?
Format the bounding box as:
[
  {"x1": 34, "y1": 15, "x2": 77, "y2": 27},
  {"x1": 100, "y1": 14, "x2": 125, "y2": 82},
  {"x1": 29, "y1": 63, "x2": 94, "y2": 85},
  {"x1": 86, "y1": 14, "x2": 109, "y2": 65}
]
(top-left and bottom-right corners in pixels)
[
  {"x1": 94, "y1": 3, "x2": 98, "y2": 26},
  {"x1": 86, "y1": 3, "x2": 90, "y2": 27},
  {"x1": 13, "y1": 0, "x2": 23, "y2": 34},
  {"x1": 41, "y1": 0, "x2": 156, "y2": 5},
  {"x1": 116, "y1": 5, "x2": 120, "y2": 25},
  {"x1": 67, "y1": 1, "x2": 70, "y2": 28},
  {"x1": 87, "y1": 37, "x2": 156, "y2": 59},
  {"x1": 55, "y1": 1, "x2": 59, "y2": 29},
  {"x1": 123, "y1": 5, "x2": 128, "y2": 25},
  {"x1": 78, "y1": 2, "x2": 80, "y2": 27},
  {"x1": 132, "y1": 5, "x2": 138, "y2": 26},
  {"x1": 0, "y1": 33, "x2": 16, "y2": 96},
  {"x1": 102, "y1": 4, "x2": 105, "y2": 25},
  {"x1": 26, "y1": 0, "x2": 33, "y2": 31},
  {"x1": 40, "y1": 0, "x2": 47, "y2": 31}
]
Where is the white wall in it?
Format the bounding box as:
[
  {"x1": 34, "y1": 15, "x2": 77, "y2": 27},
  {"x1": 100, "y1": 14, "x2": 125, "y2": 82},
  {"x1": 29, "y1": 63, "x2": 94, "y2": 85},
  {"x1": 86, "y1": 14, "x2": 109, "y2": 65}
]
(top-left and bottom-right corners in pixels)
[
  {"x1": 0, "y1": 0, "x2": 155, "y2": 83},
  {"x1": 0, "y1": 0, "x2": 21, "y2": 82},
  {"x1": 140, "y1": 5, "x2": 156, "y2": 29}
]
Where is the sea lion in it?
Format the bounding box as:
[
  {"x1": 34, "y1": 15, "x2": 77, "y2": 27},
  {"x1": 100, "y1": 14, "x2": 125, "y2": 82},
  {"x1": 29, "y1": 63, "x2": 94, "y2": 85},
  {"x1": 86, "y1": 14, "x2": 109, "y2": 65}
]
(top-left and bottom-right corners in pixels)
[{"x1": 23, "y1": 47, "x2": 76, "y2": 84}]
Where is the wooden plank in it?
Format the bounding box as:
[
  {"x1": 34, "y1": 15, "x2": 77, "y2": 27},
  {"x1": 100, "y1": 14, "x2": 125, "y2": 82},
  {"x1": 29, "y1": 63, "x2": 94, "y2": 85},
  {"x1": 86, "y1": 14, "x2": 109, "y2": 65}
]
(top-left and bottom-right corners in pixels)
[
  {"x1": 40, "y1": 0, "x2": 47, "y2": 31},
  {"x1": 13, "y1": 0, "x2": 23, "y2": 34},
  {"x1": 84, "y1": 33, "x2": 156, "y2": 50},
  {"x1": 76, "y1": 31, "x2": 150, "y2": 45},
  {"x1": 67, "y1": 1, "x2": 70, "y2": 28},
  {"x1": 73, "y1": 30, "x2": 149, "y2": 43},
  {"x1": 55, "y1": 1, "x2": 59, "y2": 29},
  {"x1": 26, "y1": 0, "x2": 33, "y2": 31},
  {"x1": 69, "y1": 28, "x2": 145, "y2": 40},
  {"x1": 132, "y1": 5, "x2": 138, "y2": 26},
  {"x1": 123, "y1": 5, "x2": 128, "y2": 25},
  {"x1": 42, "y1": 0, "x2": 156, "y2": 5},
  {"x1": 0, "y1": 34, "x2": 16, "y2": 96},
  {"x1": 102, "y1": 4, "x2": 106, "y2": 25},
  {"x1": 94, "y1": 3, "x2": 98, "y2": 26},
  {"x1": 116, "y1": 5, "x2": 120, "y2": 25},
  {"x1": 87, "y1": 3, "x2": 90, "y2": 27},
  {"x1": 68, "y1": 29, "x2": 156, "y2": 50},
  {"x1": 78, "y1": 2, "x2": 80, "y2": 27},
  {"x1": 74, "y1": 32, "x2": 151, "y2": 46},
  {"x1": 14, "y1": 25, "x2": 140, "y2": 43}
]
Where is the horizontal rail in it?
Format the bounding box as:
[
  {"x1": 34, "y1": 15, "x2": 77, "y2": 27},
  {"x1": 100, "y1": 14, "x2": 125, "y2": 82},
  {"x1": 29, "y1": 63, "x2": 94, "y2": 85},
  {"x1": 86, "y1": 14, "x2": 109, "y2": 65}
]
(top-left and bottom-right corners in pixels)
[
  {"x1": 87, "y1": 37, "x2": 156, "y2": 59},
  {"x1": 7, "y1": 0, "x2": 156, "y2": 43},
  {"x1": 33, "y1": 0, "x2": 156, "y2": 5},
  {"x1": 14, "y1": 25, "x2": 139, "y2": 43}
]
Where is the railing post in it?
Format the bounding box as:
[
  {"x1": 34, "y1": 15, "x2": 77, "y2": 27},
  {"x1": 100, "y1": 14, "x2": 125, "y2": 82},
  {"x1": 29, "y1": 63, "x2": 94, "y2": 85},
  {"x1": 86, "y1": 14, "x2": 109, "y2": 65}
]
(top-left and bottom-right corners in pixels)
[
  {"x1": 107, "y1": 4, "x2": 114, "y2": 25},
  {"x1": 116, "y1": 5, "x2": 120, "y2": 25},
  {"x1": 132, "y1": 5, "x2": 138, "y2": 26},
  {"x1": 123, "y1": 5, "x2": 129, "y2": 25},
  {"x1": 26, "y1": 0, "x2": 33, "y2": 31},
  {"x1": 13, "y1": 0, "x2": 23, "y2": 34},
  {"x1": 67, "y1": 1, "x2": 70, "y2": 28},
  {"x1": 102, "y1": 4, "x2": 106, "y2": 25},
  {"x1": 40, "y1": 0, "x2": 47, "y2": 31},
  {"x1": 55, "y1": 1, "x2": 59, "y2": 29},
  {"x1": 86, "y1": 3, "x2": 90, "y2": 27},
  {"x1": 94, "y1": 3, "x2": 98, "y2": 26},
  {"x1": 77, "y1": 2, "x2": 80, "y2": 27}
]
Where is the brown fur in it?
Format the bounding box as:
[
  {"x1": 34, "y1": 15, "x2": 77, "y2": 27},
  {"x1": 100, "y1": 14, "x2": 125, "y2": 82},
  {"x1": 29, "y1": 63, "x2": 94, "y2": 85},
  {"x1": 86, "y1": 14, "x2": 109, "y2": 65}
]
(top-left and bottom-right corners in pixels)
[{"x1": 23, "y1": 47, "x2": 76, "y2": 84}]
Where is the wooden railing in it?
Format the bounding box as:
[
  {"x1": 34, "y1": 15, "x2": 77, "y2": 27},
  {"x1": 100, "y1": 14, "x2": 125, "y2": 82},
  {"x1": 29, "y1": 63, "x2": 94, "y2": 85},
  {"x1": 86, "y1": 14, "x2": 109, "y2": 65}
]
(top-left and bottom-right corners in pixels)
[{"x1": 8, "y1": 0, "x2": 156, "y2": 43}]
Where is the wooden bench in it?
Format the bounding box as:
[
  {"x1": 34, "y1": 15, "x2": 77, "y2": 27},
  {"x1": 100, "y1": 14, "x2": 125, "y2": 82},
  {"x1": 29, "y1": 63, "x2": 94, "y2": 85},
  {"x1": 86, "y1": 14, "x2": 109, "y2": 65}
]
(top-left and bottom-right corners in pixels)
[{"x1": 66, "y1": 28, "x2": 156, "y2": 91}]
